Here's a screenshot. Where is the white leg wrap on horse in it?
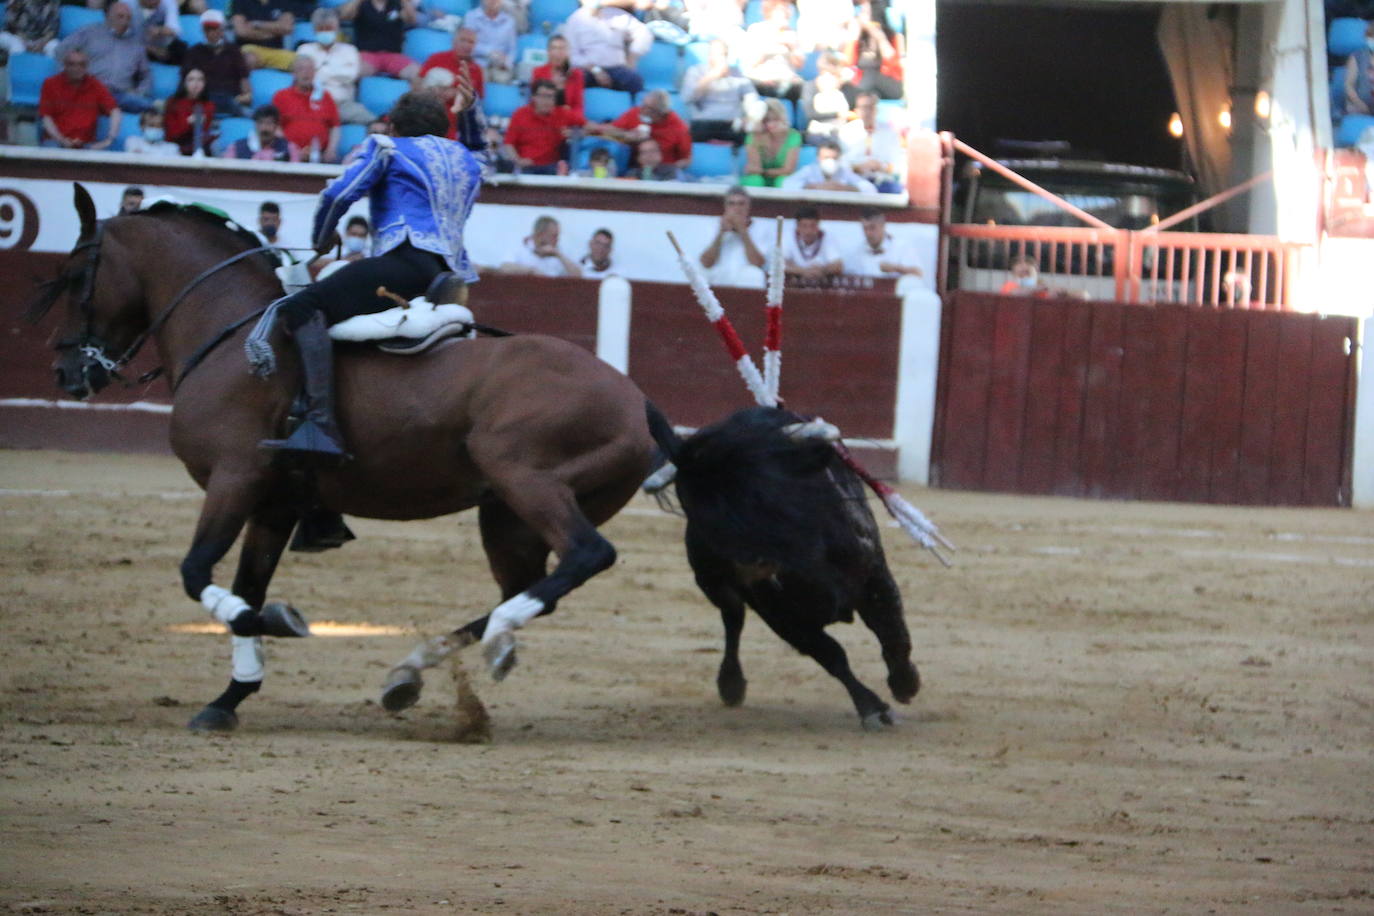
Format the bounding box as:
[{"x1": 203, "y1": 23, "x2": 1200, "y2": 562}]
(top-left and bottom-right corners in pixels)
[
  {"x1": 231, "y1": 635, "x2": 264, "y2": 683},
  {"x1": 399, "y1": 633, "x2": 466, "y2": 672},
  {"x1": 482, "y1": 593, "x2": 545, "y2": 643},
  {"x1": 201, "y1": 584, "x2": 251, "y2": 626}
]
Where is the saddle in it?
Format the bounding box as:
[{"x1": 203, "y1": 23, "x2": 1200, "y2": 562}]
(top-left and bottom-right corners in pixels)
[{"x1": 329, "y1": 272, "x2": 476, "y2": 356}]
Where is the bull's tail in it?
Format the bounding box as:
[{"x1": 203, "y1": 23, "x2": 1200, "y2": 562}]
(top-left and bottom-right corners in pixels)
[{"x1": 645, "y1": 401, "x2": 681, "y2": 465}]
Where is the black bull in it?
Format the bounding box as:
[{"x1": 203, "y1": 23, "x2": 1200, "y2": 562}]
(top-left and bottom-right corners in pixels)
[{"x1": 648, "y1": 406, "x2": 920, "y2": 729}]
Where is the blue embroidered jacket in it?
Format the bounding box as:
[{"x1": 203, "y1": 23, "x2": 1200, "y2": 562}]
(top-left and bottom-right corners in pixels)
[{"x1": 312, "y1": 134, "x2": 482, "y2": 282}]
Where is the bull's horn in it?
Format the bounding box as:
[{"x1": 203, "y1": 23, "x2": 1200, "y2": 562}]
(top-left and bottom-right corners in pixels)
[{"x1": 782, "y1": 418, "x2": 841, "y2": 442}]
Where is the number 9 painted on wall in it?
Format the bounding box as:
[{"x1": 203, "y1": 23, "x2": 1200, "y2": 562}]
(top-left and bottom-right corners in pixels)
[{"x1": 0, "y1": 189, "x2": 41, "y2": 251}]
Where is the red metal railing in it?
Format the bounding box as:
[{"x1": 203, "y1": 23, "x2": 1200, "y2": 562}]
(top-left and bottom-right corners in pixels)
[{"x1": 939, "y1": 135, "x2": 1308, "y2": 310}]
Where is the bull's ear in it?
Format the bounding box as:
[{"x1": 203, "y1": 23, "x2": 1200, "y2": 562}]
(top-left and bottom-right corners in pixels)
[{"x1": 73, "y1": 183, "x2": 98, "y2": 239}]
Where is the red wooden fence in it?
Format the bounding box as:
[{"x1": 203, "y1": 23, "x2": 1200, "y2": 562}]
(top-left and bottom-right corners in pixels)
[{"x1": 931, "y1": 291, "x2": 1359, "y2": 506}]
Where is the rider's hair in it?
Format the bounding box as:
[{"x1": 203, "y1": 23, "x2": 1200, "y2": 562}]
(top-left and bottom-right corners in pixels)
[{"x1": 389, "y1": 91, "x2": 450, "y2": 138}]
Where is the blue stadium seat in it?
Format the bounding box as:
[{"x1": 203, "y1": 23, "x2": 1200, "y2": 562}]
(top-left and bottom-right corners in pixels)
[
  {"x1": 1332, "y1": 65, "x2": 1349, "y2": 120},
  {"x1": 685, "y1": 141, "x2": 737, "y2": 179},
  {"x1": 794, "y1": 143, "x2": 816, "y2": 169},
  {"x1": 876, "y1": 98, "x2": 906, "y2": 125},
  {"x1": 358, "y1": 75, "x2": 409, "y2": 115},
  {"x1": 204, "y1": 0, "x2": 230, "y2": 11},
  {"x1": 403, "y1": 27, "x2": 451, "y2": 63},
  {"x1": 94, "y1": 113, "x2": 142, "y2": 152},
  {"x1": 482, "y1": 82, "x2": 525, "y2": 119},
  {"x1": 150, "y1": 62, "x2": 181, "y2": 100},
  {"x1": 1337, "y1": 113, "x2": 1374, "y2": 147},
  {"x1": 528, "y1": 0, "x2": 579, "y2": 32},
  {"x1": 636, "y1": 41, "x2": 680, "y2": 91},
  {"x1": 213, "y1": 116, "x2": 254, "y2": 155},
  {"x1": 583, "y1": 87, "x2": 633, "y2": 122},
  {"x1": 7, "y1": 53, "x2": 58, "y2": 108},
  {"x1": 1328, "y1": 17, "x2": 1367, "y2": 58},
  {"x1": 799, "y1": 49, "x2": 821, "y2": 81},
  {"x1": 743, "y1": 0, "x2": 764, "y2": 25},
  {"x1": 682, "y1": 40, "x2": 710, "y2": 69},
  {"x1": 662, "y1": 89, "x2": 690, "y2": 123},
  {"x1": 574, "y1": 135, "x2": 630, "y2": 173},
  {"x1": 429, "y1": 0, "x2": 471, "y2": 15},
  {"x1": 179, "y1": 13, "x2": 205, "y2": 46},
  {"x1": 290, "y1": 21, "x2": 315, "y2": 48},
  {"x1": 338, "y1": 122, "x2": 368, "y2": 158},
  {"x1": 59, "y1": 6, "x2": 103, "y2": 38},
  {"x1": 250, "y1": 68, "x2": 292, "y2": 108}
]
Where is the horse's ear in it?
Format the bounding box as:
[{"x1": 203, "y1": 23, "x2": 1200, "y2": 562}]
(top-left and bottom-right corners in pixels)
[{"x1": 73, "y1": 183, "x2": 98, "y2": 239}]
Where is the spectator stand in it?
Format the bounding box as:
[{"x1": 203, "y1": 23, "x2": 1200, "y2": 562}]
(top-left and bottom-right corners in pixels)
[
  {"x1": 2, "y1": 53, "x2": 57, "y2": 144},
  {"x1": 528, "y1": 0, "x2": 579, "y2": 34},
  {"x1": 95, "y1": 114, "x2": 147, "y2": 153},
  {"x1": 213, "y1": 116, "x2": 254, "y2": 155},
  {"x1": 250, "y1": 69, "x2": 293, "y2": 109},
  {"x1": 403, "y1": 28, "x2": 452, "y2": 63},
  {"x1": 338, "y1": 121, "x2": 369, "y2": 158},
  {"x1": 1330, "y1": 17, "x2": 1374, "y2": 144},
  {"x1": 574, "y1": 135, "x2": 630, "y2": 173},
  {"x1": 179, "y1": 14, "x2": 206, "y2": 46},
  {"x1": 638, "y1": 41, "x2": 682, "y2": 92},
  {"x1": 584, "y1": 87, "x2": 634, "y2": 123},
  {"x1": 150, "y1": 63, "x2": 182, "y2": 102},
  {"x1": 358, "y1": 75, "x2": 410, "y2": 116},
  {"x1": 59, "y1": 6, "x2": 103, "y2": 39},
  {"x1": 484, "y1": 82, "x2": 526, "y2": 119}
]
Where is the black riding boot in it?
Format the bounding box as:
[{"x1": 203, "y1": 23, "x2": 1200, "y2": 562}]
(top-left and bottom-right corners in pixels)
[{"x1": 259, "y1": 311, "x2": 350, "y2": 466}]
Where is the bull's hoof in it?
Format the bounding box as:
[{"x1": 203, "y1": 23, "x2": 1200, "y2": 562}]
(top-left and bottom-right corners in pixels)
[
  {"x1": 888, "y1": 663, "x2": 920, "y2": 704},
  {"x1": 717, "y1": 675, "x2": 747, "y2": 707},
  {"x1": 188, "y1": 706, "x2": 238, "y2": 733},
  {"x1": 381, "y1": 666, "x2": 423, "y2": 712},
  {"x1": 860, "y1": 708, "x2": 895, "y2": 731},
  {"x1": 483, "y1": 631, "x2": 518, "y2": 681},
  {"x1": 260, "y1": 601, "x2": 312, "y2": 638}
]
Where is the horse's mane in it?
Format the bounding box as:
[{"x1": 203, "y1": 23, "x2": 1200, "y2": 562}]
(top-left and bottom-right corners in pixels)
[{"x1": 24, "y1": 201, "x2": 281, "y2": 324}]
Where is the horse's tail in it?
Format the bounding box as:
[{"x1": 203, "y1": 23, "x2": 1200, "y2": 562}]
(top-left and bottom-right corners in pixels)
[{"x1": 645, "y1": 401, "x2": 681, "y2": 465}]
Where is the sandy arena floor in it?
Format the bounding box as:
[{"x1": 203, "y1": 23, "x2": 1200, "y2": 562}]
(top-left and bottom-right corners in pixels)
[{"x1": 1, "y1": 449, "x2": 1371, "y2": 915}]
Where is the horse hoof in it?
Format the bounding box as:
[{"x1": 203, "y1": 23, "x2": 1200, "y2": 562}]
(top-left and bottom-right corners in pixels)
[
  {"x1": 861, "y1": 709, "x2": 895, "y2": 731},
  {"x1": 483, "y1": 631, "x2": 518, "y2": 681},
  {"x1": 260, "y1": 601, "x2": 311, "y2": 638},
  {"x1": 381, "y1": 666, "x2": 423, "y2": 712},
  {"x1": 188, "y1": 706, "x2": 238, "y2": 733}
]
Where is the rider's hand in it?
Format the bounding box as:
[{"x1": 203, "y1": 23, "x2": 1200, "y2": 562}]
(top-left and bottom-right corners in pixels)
[{"x1": 315, "y1": 231, "x2": 340, "y2": 256}]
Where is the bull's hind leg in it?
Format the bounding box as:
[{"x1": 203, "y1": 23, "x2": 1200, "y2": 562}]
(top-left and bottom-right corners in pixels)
[
  {"x1": 855, "y1": 568, "x2": 919, "y2": 704},
  {"x1": 687, "y1": 544, "x2": 749, "y2": 707},
  {"x1": 182, "y1": 474, "x2": 309, "y2": 733}
]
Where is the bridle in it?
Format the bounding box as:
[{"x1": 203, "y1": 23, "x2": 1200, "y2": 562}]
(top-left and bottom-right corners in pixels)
[{"x1": 56, "y1": 219, "x2": 288, "y2": 389}]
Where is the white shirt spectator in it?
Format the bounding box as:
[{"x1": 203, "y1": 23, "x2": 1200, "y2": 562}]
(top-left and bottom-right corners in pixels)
[
  {"x1": 843, "y1": 230, "x2": 924, "y2": 279},
  {"x1": 580, "y1": 255, "x2": 617, "y2": 278},
  {"x1": 512, "y1": 239, "x2": 578, "y2": 277},
  {"x1": 462, "y1": 5, "x2": 516, "y2": 70},
  {"x1": 781, "y1": 160, "x2": 879, "y2": 193},
  {"x1": 795, "y1": 0, "x2": 851, "y2": 52},
  {"x1": 562, "y1": 5, "x2": 652, "y2": 71},
  {"x1": 295, "y1": 40, "x2": 363, "y2": 106},
  {"x1": 838, "y1": 116, "x2": 905, "y2": 183},
  {"x1": 704, "y1": 219, "x2": 772, "y2": 289},
  {"x1": 781, "y1": 226, "x2": 843, "y2": 270},
  {"x1": 124, "y1": 135, "x2": 182, "y2": 156}
]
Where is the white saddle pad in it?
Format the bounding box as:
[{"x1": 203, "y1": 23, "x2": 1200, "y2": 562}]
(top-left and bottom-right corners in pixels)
[{"x1": 329, "y1": 298, "x2": 476, "y2": 343}]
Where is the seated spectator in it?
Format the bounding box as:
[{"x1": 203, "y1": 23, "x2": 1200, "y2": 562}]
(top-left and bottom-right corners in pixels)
[
  {"x1": 257, "y1": 200, "x2": 282, "y2": 244},
  {"x1": 843, "y1": 207, "x2": 924, "y2": 280},
  {"x1": 795, "y1": 0, "x2": 852, "y2": 54},
  {"x1": 222, "y1": 102, "x2": 300, "y2": 160},
  {"x1": 124, "y1": 106, "x2": 182, "y2": 155},
  {"x1": 562, "y1": 0, "x2": 653, "y2": 94},
  {"x1": 501, "y1": 78, "x2": 584, "y2": 175},
  {"x1": 463, "y1": 0, "x2": 517, "y2": 83},
  {"x1": 296, "y1": 8, "x2": 374, "y2": 125},
  {"x1": 841, "y1": 0, "x2": 901, "y2": 103},
  {"x1": 1345, "y1": 20, "x2": 1374, "y2": 116},
  {"x1": 419, "y1": 66, "x2": 486, "y2": 155},
  {"x1": 628, "y1": 137, "x2": 680, "y2": 180},
  {"x1": 684, "y1": 0, "x2": 744, "y2": 47},
  {"x1": 740, "y1": 97, "x2": 801, "y2": 187},
  {"x1": 164, "y1": 66, "x2": 216, "y2": 155},
  {"x1": 273, "y1": 55, "x2": 342, "y2": 162},
  {"x1": 589, "y1": 89, "x2": 692, "y2": 169},
  {"x1": 699, "y1": 184, "x2": 769, "y2": 288},
  {"x1": 837, "y1": 90, "x2": 903, "y2": 192},
  {"x1": 575, "y1": 145, "x2": 619, "y2": 178},
  {"x1": 1, "y1": 0, "x2": 59, "y2": 58},
  {"x1": 181, "y1": 10, "x2": 250, "y2": 118},
  {"x1": 740, "y1": 0, "x2": 803, "y2": 101},
  {"x1": 580, "y1": 227, "x2": 617, "y2": 278},
  {"x1": 39, "y1": 49, "x2": 121, "y2": 149},
  {"x1": 231, "y1": 0, "x2": 304, "y2": 71},
  {"x1": 531, "y1": 35, "x2": 585, "y2": 119},
  {"x1": 498, "y1": 215, "x2": 583, "y2": 277},
  {"x1": 341, "y1": 0, "x2": 419, "y2": 81},
  {"x1": 781, "y1": 204, "x2": 843, "y2": 281},
  {"x1": 316, "y1": 215, "x2": 374, "y2": 278},
  {"x1": 781, "y1": 137, "x2": 877, "y2": 192},
  {"x1": 342, "y1": 116, "x2": 391, "y2": 162},
  {"x1": 56, "y1": 2, "x2": 153, "y2": 113},
  {"x1": 119, "y1": 186, "x2": 144, "y2": 214},
  {"x1": 417, "y1": 27, "x2": 486, "y2": 102},
  {"x1": 681, "y1": 37, "x2": 758, "y2": 145},
  {"x1": 799, "y1": 51, "x2": 850, "y2": 142},
  {"x1": 133, "y1": 0, "x2": 184, "y2": 66},
  {"x1": 999, "y1": 255, "x2": 1049, "y2": 296}
]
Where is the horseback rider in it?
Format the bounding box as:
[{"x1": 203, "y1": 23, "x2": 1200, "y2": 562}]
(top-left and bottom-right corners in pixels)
[{"x1": 260, "y1": 89, "x2": 483, "y2": 464}]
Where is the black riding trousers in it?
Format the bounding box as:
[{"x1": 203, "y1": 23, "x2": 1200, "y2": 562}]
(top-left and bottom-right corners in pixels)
[{"x1": 280, "y1": 241, "x2": 449, "y2": 331}]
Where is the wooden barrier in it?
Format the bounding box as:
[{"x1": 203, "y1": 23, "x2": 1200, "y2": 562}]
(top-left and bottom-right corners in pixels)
[{"x1": 931, "y1": 291, "x2": 1358, "y2": 506}]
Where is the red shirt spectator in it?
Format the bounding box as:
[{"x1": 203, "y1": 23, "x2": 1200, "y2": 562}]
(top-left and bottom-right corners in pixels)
[
  {"x1": 502, "y1": 80, "x2": 585, "y2": 169},
  {"x1": 273, "y1": 58, "x2": 341, "y2": 159},
  {"x1": 419, "y1": 28, "x2": 485, "y2": 99},
  {"x1": 39, "y1": 51, "x2": 118, "y2": 147},
  {"x1": 531, "y1": 34, "x2": 584, "y2": 118},
  {"x1": 609, "y1": 103, "x2": 691, "y2": 166}
]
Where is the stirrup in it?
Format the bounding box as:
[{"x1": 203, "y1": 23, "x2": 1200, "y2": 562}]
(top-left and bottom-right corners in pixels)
[{"x1": 260, "y1": 419, "x2": 351, "y2": 467}]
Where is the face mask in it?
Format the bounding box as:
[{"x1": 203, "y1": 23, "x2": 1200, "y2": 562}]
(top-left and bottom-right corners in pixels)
[
  {"x1": 261, "y1": 224, "x2": 278, "y2": 241},
  {"x1": 343, "y1": 235, "x2": 368, "y2": 254},
  {"x1": 143, "y1": 127, "x2": 164, "y2": 142},
  {"x1": 1018, "y1": 272, "x2": 1038, "y2": 288},
  {"x1": 819, "y1": 157, "x2": 838, "y2": 177},
  {"x1": 315, "y1": 30, "x2": 337, "y2": 46}
]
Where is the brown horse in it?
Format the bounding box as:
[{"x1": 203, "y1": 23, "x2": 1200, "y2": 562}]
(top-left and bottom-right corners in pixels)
[{"x1": 30, "y1": 183, "x2": 658, "y2": 732}]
